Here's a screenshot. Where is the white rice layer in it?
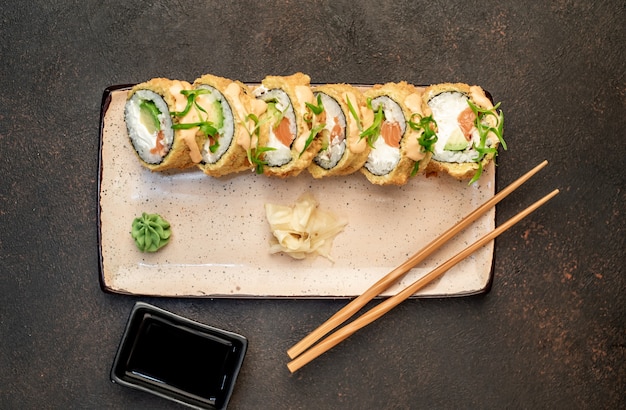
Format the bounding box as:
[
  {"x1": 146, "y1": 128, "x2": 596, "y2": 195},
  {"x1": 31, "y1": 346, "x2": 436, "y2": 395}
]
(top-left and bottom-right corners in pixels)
[{"x1": 124, "y1": 89, "x2": 174, "y2": 164}]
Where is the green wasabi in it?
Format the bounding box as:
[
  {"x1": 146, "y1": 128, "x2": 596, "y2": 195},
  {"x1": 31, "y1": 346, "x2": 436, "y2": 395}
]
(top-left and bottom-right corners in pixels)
[{"x1": 131, "y1": 212, "x2": 171, "y2": 252}]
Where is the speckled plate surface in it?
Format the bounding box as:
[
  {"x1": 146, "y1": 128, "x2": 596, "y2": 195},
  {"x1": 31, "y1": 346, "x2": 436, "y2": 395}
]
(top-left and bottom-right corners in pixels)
[{"x1": 98, "y1": 85, "x2": 495, "y2": 298}]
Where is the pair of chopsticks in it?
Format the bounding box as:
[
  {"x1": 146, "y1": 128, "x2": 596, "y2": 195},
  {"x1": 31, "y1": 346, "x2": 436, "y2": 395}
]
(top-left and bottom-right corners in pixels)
[{"x1": 287, "y1": 160, "x2": 558, "y2": 373}]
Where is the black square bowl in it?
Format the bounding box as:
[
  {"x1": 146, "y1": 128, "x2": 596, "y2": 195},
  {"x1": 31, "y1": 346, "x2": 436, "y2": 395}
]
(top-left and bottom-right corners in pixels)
[{"x1": 111, "y1": 302, "x2": 247, "y2": 409}]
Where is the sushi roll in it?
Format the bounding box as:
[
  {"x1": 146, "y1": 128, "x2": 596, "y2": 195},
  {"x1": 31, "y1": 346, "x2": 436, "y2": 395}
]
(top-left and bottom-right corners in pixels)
[
  {"x1": 307, "y1": 84, "x2": 373, "y2": 178},
  {"x1": 124, "y1": 78, "x2": 202, "y2": 171},
  {"x1": 360, "y1": 82, "x2": 433, "y2": 185},
  {"x1": 422, "y1": 83, "x2": 505, "y2": 182},
  {"x1": 192, "y1": 74, "x2": 262, "y2": 177},
  {"x1": 252, "y1": 72, "x2": 322, "y2": 178}
]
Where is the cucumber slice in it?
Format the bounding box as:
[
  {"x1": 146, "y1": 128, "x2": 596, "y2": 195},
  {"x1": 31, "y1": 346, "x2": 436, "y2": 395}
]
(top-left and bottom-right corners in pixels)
[
  {"x1": 443, "y1": 128, "x2": 469, "y2": 151},
  {"x1": 139, "y1": 100, "x2": 161, "y2": 134},
  {"x1": 205, "y1": 99, "x2": 224, "y2": 130}
]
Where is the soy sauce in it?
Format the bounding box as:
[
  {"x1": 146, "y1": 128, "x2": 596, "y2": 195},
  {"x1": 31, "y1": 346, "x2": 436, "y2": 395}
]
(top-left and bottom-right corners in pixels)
[{"x1": 119, "y1": 312, "x2": 244, "y2": 409}]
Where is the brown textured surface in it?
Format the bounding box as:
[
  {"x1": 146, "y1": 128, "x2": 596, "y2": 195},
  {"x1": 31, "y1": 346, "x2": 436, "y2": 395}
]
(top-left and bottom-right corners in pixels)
[{"x1": 1, "y1": 1, "x2": 624, "y2": 408}]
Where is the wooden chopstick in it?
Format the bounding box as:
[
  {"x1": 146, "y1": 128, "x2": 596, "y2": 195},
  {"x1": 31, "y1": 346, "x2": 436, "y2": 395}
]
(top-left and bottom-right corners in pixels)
[
  {"x1": 287, "y1": 187, "x2": 559, "y2": 373},
  {"x1": 287, "y1": 160, "x2": 549, "y2": 360}
]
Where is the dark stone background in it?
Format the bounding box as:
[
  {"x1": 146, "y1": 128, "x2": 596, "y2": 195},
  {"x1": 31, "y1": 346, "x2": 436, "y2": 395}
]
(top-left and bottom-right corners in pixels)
[{"x1": 1, "y1": 1, "x2": 624, "y2": 408}]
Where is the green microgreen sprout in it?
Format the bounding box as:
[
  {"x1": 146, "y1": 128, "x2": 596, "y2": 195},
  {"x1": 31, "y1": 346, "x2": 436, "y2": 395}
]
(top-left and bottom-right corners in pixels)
[
  {"x1": 251, "y1": 146, "x2": 276, "y2": 174},
  {"x1": 300, "y1": 94, "x2": 326, "y2": 155},
  {"x1": 359, "y1": 98, "x2": 384, "y2": 148},
  {"x1": 408, "y1": 114, "x2": 438, "y2": 152},
  {"x1": 346, "y1": 96, "x2": 363, "y2": 132},
  {"x1": 304, "y1": 94, "x2": 324, "y2": 124},
  {"x1": 466, "y1": 99, "x2": 505, "y2": 184},
  {"x1": 407, "y1": 114, "x2": 438, "y2": 176},
  {"x1": 299, "y1": 123, "x2": 326, "y2": 157},
  {"x1": 241, "y1": 113, "x2": 275, "y2": 174},
  {"x1": 170, "y1": 89, "x2": 221, "y2": 152},
  {"x1": 170, "y1": 89, "x2": 210, "y2": 117}
]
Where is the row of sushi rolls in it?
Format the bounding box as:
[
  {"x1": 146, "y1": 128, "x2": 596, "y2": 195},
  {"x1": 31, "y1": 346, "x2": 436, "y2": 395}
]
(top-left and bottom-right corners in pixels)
[{"x1": 124, "y1": 72, "x2": 505, "y2": 185}]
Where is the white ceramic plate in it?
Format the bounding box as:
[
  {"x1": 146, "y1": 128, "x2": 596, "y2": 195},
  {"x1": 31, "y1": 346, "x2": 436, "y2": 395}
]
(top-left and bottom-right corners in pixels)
[{"x1": 99, "y1": 85, "x2": 495, "y2": 298}]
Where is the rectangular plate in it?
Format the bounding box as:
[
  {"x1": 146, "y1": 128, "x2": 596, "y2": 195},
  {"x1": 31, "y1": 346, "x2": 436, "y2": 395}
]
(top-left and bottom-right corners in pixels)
[{"x1": 98, "y1": 85, "x2": 495, "y2": 298}]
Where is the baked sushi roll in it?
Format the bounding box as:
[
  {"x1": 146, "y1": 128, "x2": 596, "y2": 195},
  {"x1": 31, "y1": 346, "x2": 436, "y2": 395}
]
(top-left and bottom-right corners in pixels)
[
  {"x1": 422, "y1": 83, "x2": 505, "y2": 182},
  {"x1": 307, "y1": 84, "x2": 373, "y2": 178},
  {"x1": 251, "y1": 73, "x2": 322, "y2": 178},
  {"x1": 191, "y1": 74, "x2": 261, "y2": 177},
  {"x1": 360, "y1": 82, "x2": 433, "y2": 185},
  {"x1": 124, "y1": 78, "x2": 201, "y2": 171}
]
